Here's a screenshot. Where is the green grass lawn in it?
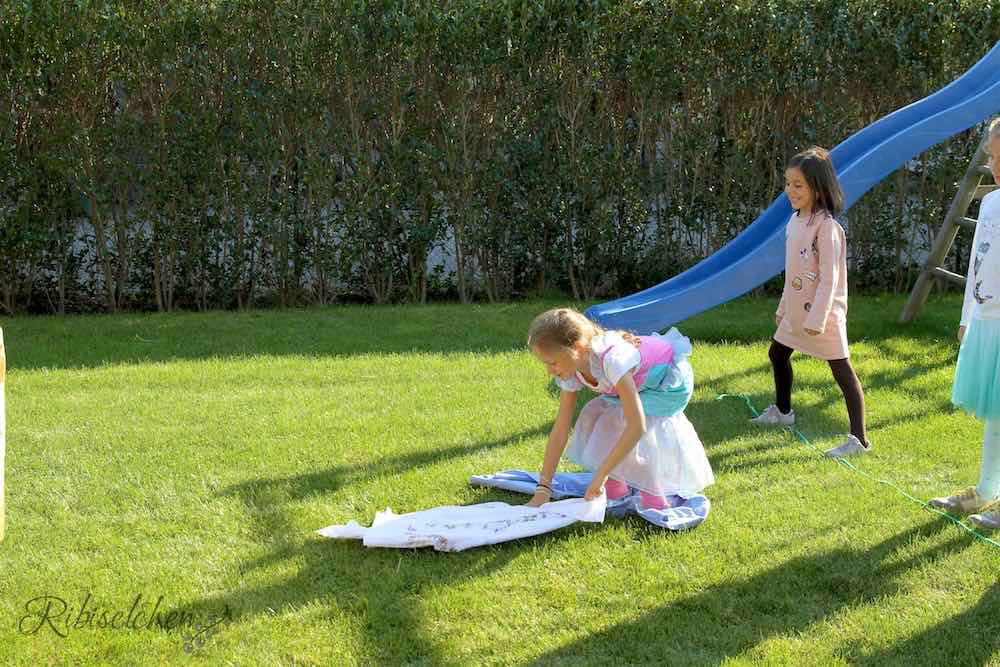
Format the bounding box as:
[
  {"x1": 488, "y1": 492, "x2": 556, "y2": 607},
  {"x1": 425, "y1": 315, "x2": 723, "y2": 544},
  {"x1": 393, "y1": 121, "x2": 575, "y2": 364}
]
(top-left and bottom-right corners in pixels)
[{"x1": 1, "y1": 295, "x2": 997, "y2": 666}]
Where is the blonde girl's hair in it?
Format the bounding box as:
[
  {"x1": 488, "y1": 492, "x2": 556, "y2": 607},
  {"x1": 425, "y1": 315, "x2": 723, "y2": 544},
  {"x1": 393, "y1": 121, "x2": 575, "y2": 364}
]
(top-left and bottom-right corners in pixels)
[
  {"x1": 989, "y1": 116, "x2": 1000, "y2": 139},
  {"x1": 527, "y1": 308, "x2": 641, "y2": 351},
  {"x1": 787, "y1": 146, "x2": 844, "y2": 217}
]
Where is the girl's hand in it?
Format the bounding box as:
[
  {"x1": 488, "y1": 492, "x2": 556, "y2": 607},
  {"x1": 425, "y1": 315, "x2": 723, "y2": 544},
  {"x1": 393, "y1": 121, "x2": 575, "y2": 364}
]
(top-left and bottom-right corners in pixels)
[
  {"x1": 805, "y1": 327, "x2": 821, "y2": 336},
  {"x1": 958, "y1": 325, "x2": 966, "y2": 343},
  {"x1": 584, "y1": 478, "x2": 606, "y2": 501}
]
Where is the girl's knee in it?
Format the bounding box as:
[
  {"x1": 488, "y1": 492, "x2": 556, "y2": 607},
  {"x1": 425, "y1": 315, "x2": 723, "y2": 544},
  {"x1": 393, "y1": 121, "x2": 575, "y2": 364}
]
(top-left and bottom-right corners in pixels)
[
  {"x1": 829, "y1": 358, "x2": 858, "y2": 379},
  {"x1": 769, "y1": 341, "x2": 791, "y2": 365}
]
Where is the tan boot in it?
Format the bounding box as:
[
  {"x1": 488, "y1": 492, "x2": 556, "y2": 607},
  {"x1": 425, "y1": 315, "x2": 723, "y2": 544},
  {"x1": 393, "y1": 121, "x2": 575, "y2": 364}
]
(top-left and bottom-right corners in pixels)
[{"x1": 928, "y1": 487, "x2": 990, "y2": 515}]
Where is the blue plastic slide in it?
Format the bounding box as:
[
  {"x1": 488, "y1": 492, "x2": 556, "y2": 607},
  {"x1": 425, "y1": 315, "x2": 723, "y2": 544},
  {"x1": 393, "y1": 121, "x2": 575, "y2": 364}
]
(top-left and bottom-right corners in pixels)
[{"x1": 586, "y1": 40, "x2": 1000, "y2": 334}]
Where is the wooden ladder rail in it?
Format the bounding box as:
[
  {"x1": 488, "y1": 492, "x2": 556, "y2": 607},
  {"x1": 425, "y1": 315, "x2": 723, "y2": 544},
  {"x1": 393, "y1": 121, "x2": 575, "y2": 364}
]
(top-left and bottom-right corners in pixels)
[{"x1": 900, "y1": 134, "x2": 996, "y2": 322}]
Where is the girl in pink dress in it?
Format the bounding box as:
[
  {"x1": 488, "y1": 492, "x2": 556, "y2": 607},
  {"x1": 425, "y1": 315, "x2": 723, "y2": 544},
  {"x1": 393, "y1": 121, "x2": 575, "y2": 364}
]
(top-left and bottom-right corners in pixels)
[
  {"x1": 751, "y1": 147, "x2": 871, "y2": 458},
  {"x1": 525, "y1": 308, "x2": 714, "y2": 508}
]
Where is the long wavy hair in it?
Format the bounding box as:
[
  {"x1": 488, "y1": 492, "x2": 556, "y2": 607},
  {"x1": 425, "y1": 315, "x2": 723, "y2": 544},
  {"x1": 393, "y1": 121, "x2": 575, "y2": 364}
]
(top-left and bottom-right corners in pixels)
[
  {"x1": 787, "y1": 146, "x2": 844, "y2": 218},
  {"x1": 527, "y1": 308, "x2": 640, "y2": 352}
]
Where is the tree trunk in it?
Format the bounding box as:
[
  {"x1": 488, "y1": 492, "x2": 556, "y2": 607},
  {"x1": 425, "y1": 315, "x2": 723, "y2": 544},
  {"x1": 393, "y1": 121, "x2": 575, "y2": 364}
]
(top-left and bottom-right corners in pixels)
[
  {"x1": 0, "y1": 280, "x2": 13, "y2": 314},
  {"x1": 112, "y1": 184, "x2": 131, "y2": 311},
  {"x1": 234, "y1": 199, "x2": 248, "y2": 310},
  {"x1": 152, "y1": 230, "x2": 164, "y2": 312},
  {"x1": 454, "y1": 217, "x2": 469, "y2": 303},
  {"x1": 567, "y1": 227, "x2": 581, "y2": 302},
  {"x1": 894, "y1": 168, "x2": 906, "y2": 293},
  {"x1": 88, "y1": 191, "x2": 117, "y2": 313}
]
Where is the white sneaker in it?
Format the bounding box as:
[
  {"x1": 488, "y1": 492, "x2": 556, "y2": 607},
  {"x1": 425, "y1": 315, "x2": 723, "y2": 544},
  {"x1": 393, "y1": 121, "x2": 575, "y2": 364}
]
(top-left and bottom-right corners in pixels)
[
  {"x1": 750, "y1": 405, "x2": 795, "y2": 426},
  {"x1": 823, "y1": 434, "x2": 871, "y2": 458}
]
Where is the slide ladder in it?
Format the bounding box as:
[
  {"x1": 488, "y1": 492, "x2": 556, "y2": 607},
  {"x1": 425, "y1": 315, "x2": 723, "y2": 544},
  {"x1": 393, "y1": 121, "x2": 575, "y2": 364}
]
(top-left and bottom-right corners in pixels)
[{"x1": 901, "y1": 135, "x2": 998, "y2": 321}]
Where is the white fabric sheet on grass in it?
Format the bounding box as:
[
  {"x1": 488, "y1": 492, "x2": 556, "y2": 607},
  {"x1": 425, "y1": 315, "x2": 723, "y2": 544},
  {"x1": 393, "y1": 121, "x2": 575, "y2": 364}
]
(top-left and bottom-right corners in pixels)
[
  {"x1": 317, "y1": 496, "x2": 606, "y2": 552},
  {"x1": 469, "y1": 470, "x2": 710, "y2": 531}
]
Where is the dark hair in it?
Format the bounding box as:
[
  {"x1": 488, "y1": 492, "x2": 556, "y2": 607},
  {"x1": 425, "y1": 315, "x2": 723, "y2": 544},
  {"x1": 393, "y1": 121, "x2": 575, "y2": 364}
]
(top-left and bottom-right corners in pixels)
[{"x1": 786, "y1": 146, "x2": 844, "y2": 217}]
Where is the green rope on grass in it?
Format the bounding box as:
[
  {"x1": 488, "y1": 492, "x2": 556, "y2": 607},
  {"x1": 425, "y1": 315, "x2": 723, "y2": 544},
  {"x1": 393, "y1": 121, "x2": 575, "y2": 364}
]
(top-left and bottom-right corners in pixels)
[{"x1": 717, "y1": 393, "x2": 1000, "y2": 551}]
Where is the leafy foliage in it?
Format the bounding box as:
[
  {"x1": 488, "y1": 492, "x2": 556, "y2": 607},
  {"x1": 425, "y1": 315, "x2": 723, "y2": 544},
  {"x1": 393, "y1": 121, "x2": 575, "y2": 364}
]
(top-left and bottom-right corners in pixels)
[{"x1": 1, "y1": 0, "x2": 998, "y2": 312}]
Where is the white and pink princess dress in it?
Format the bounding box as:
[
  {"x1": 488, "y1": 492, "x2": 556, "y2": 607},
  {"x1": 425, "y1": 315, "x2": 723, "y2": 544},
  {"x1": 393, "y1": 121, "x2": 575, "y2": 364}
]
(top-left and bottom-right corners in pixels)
[{"x1": 555, "y1": 328, "x2": 715, "y2": 497}]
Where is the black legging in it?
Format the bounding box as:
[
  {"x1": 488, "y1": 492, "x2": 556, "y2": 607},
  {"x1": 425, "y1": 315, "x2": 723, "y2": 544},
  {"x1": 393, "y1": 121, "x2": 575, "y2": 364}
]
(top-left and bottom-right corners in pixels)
[{"x1": 768, "y1": 339, "x2": 868, "y2": 446}]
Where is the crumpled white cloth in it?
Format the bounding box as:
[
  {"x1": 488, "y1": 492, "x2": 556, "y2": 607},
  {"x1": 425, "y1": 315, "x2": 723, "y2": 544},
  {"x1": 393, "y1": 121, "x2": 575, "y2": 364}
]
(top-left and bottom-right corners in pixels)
[
  {"x1": 317, "y1": 496, "x2": 606, "y2": 552},
  {"x1": 470, "y1": 470, "x2": 710, "y2": 531}
]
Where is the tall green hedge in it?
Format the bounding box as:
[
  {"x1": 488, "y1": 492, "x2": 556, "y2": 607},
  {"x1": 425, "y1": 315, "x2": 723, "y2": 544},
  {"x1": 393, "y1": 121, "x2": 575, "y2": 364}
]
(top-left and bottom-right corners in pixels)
[{"x1": 2, "y1": 0, "x2": 998, "y2": 313}]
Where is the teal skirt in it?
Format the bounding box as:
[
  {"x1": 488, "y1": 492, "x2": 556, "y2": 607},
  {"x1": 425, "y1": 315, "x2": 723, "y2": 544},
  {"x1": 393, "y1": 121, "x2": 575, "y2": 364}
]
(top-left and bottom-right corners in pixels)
[{"x1": 952, "y1": 318, "x2": 1000, "y2": 420}]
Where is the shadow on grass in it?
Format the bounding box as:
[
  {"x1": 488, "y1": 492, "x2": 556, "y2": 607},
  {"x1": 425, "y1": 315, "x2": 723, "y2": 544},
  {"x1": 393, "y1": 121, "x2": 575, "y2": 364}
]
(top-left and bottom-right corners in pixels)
[
  {"x1": 700, "y1": 339, "x2": 957, "y2": 448},
  {"x1": 523, "y1": 518, "x2": 976, "y2": 666},
  {"x1": 687, "y1": 393, "x2": 793, "y2": 475},
  {"x1": 177, "y1": 527, "x2": 550, "y2": 663},
  {"x1": 218, "y1": 423, "x2": 551, "y2": 538},
  {"x1": 696, "y1": 360, "x2": 775, "y2": 393},
  {"x1": 688, "y1": 390, "x2": 843, "y2": 476},
  {"x1": 1, "y1": 303, "x2": 553, "y2": 371},
  {"x1": 768, "y1": 349, "x2": 956, "y2": 437},
  {"x1": 855, "y1": 579, "x2": 1000, "y2": 665},
  {"x1": 175, "y1": 424, "x2": 599, "y2": 664},
  {"x1": 2, "y1": 294, "x2": 963, "y2": 371}
]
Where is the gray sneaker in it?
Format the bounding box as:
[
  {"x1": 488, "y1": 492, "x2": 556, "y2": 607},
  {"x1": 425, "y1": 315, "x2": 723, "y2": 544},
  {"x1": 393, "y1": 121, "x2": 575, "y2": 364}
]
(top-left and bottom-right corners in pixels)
[
  {"x1": 750, "y1": 405, "x2": 795, "y2": 426},
  {"x1": 823, "y1": 434, "x2": 870, "y2": 458},
  {"x1": 969, "y1": 501, "x2": 1000, "y2": 531}
]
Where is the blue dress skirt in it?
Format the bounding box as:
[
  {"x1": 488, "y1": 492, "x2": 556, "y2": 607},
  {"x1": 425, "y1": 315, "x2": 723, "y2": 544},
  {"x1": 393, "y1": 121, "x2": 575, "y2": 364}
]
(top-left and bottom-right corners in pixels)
[{"x1": 952, "y1": 318, "x2": 1000, "y2": 420}]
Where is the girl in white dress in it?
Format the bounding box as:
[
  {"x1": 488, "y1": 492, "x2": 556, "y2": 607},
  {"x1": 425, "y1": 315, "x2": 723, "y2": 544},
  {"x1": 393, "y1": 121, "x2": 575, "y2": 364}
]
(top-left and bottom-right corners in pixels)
[
  {"x1": 930, "y1": 118, "x2": 1000, "y2": 531},
  {"x1": 525, "y1": 308, "x2": 714, "y2": 508}
]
